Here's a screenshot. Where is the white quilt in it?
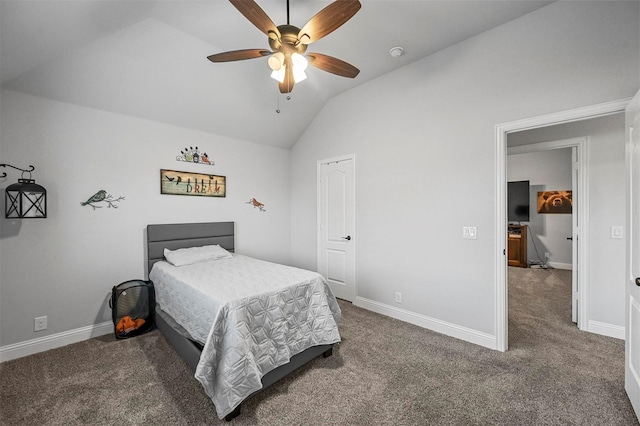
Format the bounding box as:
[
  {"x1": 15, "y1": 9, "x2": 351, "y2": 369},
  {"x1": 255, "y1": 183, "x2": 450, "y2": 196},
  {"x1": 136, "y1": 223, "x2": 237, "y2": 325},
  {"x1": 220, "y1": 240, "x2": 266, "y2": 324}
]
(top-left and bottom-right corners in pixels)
[{"x1": 149, "y1": 254, "x2": 341, "y2": 419}]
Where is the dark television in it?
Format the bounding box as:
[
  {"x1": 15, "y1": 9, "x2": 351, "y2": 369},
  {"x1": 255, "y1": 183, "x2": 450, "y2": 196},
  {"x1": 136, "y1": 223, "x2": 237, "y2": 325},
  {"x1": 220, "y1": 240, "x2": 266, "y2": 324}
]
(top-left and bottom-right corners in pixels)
[{"x1": 508, "y1": 180, "x2": 530, "y2": 223}]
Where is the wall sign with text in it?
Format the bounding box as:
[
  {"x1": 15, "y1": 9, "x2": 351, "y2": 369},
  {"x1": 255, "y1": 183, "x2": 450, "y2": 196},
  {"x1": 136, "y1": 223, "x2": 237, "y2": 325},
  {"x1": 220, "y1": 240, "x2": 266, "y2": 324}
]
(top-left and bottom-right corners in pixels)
[{"x1": 160, "y1": 169, "x2": 226, "y2": 197}]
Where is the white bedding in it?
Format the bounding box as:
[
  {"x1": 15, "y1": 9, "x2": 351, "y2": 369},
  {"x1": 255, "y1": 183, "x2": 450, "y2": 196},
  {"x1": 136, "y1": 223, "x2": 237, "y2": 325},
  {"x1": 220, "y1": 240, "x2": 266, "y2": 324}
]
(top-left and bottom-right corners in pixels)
[{"x1": 149, "y1": 254, "x2": 341, "y2": 419}]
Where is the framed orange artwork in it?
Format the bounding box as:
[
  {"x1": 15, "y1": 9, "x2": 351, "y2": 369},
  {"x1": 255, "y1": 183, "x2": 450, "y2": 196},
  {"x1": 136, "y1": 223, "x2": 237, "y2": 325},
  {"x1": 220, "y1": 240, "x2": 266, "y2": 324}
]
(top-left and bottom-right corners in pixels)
[{"x1": 537, "y1": 190, "x2": 572, "y2": 214}]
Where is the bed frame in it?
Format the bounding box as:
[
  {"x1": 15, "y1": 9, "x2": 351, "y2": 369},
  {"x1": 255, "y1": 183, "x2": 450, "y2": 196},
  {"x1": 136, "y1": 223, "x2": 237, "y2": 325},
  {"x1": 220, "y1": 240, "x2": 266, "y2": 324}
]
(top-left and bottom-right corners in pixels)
[{"x1": 146, "y1": 221, "x2": 334, "y2": 421}]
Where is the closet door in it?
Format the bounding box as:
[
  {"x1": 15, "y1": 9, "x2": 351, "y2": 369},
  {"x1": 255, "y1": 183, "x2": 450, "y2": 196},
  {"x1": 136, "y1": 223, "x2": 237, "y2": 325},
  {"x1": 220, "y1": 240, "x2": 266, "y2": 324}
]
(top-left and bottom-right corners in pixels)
[{"x1": 318, "y1": 156, "x2": 356, "y2": 302}]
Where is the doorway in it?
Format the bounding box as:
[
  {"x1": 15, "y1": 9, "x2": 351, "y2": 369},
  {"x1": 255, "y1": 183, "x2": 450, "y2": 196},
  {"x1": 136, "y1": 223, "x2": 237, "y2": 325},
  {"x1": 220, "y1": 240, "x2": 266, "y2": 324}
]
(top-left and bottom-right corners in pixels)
[
  {"x1": 506, "y1": 141, "x2": 581, "y2": 328},
  {"x1": 495, "y1": 99, "x2": 630, "y2": 352}
]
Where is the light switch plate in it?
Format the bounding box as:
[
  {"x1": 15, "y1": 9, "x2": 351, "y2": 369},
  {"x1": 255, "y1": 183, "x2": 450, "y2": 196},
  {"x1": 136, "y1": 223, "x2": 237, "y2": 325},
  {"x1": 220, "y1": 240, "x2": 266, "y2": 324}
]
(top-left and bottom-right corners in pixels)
[
  {"x1": 463, "y1": 226, "x2": 477, "y2": 239},
  {"x1": 611, "y1": 226, "x2": 623, "y2": 239}
]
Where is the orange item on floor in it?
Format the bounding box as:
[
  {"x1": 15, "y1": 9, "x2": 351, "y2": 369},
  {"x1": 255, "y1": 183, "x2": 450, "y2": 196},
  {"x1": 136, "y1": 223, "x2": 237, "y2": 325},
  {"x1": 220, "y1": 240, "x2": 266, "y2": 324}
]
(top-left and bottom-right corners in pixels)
[{"x1": 116, "y1": 315, "x2": 138, "y2": 335}]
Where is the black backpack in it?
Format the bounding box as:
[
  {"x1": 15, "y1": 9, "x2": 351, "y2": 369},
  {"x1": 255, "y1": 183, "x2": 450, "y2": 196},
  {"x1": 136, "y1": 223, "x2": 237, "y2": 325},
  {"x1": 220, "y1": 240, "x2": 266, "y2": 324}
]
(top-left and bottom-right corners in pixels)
[{"x1": 109, "y1": 280, "x2": 155, "y2": 339}]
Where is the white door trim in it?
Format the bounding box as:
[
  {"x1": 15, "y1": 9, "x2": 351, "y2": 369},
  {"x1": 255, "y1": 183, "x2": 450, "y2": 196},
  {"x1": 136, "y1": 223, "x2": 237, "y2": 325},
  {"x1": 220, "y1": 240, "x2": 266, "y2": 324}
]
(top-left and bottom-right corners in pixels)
[
  {"x1": 495, "y1": 98, "x2": 631, "y2": 352},
  {"x1": 317, "y1": 154, "x2": 356, "y2": 300},
  {"x1": 508, "y1": 137, "x2": 588, "y2": 330},
  {"x1": 624, "y1": 91, "x2": 640, "y2": 419}
]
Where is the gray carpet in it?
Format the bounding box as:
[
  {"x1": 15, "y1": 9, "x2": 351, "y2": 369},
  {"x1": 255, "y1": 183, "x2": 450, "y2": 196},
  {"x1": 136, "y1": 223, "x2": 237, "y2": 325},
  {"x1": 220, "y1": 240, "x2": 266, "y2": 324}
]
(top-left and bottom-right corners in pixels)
[{"x1": 1, "y1": 267, "x2": 638, "y2": 425}]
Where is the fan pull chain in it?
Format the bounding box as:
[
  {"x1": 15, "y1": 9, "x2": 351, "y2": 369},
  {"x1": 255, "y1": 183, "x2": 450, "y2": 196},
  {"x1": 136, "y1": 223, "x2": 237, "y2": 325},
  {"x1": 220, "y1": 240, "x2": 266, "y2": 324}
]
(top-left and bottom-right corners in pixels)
[{"x1": 275, "y1": 91, "x2": 292, "y2": 114}]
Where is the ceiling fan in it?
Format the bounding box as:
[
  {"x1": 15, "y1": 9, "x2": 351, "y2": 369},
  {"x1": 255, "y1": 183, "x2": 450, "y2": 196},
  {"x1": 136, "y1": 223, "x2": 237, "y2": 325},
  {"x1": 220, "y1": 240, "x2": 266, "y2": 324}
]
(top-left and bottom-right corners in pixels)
[{"x1": 207, "y1": 0, "x2": 361, "y2": 94}]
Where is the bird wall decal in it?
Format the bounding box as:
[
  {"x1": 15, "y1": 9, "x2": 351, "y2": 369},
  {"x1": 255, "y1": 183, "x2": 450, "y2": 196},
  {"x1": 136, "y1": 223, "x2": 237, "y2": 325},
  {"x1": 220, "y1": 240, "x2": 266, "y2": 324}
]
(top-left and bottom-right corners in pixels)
[
  {"x1": 176, "y1": 146, "x2": 215, "y2": 166},
  {"x1": 81, "y1": 190, "x2": 125, "y2": 210},
  {"x1": 81, "y1": 190, "x2": 106, "y2": 206},
  {"x1": 246, "y1": 197, "x2": 266, "y2": 212}
]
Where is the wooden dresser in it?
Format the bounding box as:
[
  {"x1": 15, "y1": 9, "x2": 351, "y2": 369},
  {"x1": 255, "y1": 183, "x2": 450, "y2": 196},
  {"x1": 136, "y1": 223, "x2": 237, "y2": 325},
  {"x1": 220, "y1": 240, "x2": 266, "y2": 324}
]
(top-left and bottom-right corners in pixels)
[{"x1": 507, "y1": 225, "x2": 528, "y2": 268}]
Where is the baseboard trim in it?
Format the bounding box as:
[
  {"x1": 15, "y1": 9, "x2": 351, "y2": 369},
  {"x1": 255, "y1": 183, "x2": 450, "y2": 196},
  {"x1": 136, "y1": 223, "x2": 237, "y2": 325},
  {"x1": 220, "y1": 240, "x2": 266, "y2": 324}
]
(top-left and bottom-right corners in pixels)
[
  {"x1": 355, "y1": 297, "x2": 497, "y2": 350},
  {"x1": 587, "y1": 320, "x2": 625, "y2": 340},
  {"x1": 530, "y1": 262, "x2": 572, "y2": 270},
  {"x1": 0, "y1": 321, "x2": 113, "y2": 363},
  {"x1": 4, "y1": 309, "x2": 613, "y2": 363},
  {"x1": 548, "y1": 262, "x2": 572, "y2": 270}
]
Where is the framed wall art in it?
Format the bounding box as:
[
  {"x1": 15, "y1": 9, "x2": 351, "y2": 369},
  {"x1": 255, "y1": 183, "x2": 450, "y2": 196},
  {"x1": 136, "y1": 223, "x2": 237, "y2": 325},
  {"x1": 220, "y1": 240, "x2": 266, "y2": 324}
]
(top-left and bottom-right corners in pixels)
[
  {"x1": 160, "y1": 169, "x2": 226, "y2": 197},
  {"x1": 537, "y1": 190, "x2": 572, "y2": 214}
]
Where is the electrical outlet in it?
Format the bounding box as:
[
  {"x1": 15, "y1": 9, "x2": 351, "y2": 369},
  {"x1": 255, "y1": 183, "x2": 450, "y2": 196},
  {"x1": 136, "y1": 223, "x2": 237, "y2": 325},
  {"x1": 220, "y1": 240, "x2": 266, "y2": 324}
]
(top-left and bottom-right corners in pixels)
[
  {"x1": 545, "y1": 252, "x2": 550, "y2": 260},
  {"x1": 395, "y1": 292, "x2": 402, "y2": 303},
  {"x1": 34, "y1": 316, "x2": 47, "y2": 332}
]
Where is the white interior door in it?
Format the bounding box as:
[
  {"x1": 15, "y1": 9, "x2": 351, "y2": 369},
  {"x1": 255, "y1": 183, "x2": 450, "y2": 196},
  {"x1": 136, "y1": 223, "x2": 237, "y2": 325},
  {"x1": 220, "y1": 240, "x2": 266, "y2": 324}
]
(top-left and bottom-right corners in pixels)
[
  {"x1": 571, "y1": 146, "x2": 579, "y2": 324},
  {"x1": 625, "y1": 90, "x2": 640, "y2": 419},
  {"x1": 318, "y1": 156, "x2": 356, "y2": 302}
]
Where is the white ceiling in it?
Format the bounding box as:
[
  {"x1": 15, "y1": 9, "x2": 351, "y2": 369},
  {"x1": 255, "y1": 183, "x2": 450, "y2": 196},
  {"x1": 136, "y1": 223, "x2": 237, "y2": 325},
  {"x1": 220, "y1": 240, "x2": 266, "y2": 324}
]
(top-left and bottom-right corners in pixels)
[{"x1": 0, "y1": 0, "x2": 553, "y2": 149}]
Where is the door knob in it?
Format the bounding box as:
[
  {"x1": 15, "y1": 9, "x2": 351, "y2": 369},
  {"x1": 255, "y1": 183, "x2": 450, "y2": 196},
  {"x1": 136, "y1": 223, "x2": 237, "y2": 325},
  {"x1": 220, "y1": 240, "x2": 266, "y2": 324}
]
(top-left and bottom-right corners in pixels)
[{"x1": 341, "y1": 236, "x2": 351, "y2": 241}]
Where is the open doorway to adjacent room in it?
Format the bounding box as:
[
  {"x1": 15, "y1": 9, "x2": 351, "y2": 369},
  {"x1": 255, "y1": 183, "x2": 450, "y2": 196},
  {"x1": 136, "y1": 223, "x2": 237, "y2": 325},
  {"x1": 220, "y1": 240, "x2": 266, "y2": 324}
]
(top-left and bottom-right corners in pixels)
[
  {"x1": 506, "y1": 140, "x2": 578, "y2": 344},
  {"x1": 495, "y1": 102, "x2": 628, "y2": 352}
]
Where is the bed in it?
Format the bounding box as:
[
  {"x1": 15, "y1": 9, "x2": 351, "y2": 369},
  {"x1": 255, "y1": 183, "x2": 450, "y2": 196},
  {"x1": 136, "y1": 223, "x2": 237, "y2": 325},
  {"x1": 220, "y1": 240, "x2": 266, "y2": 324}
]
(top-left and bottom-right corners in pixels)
[{"x1": 146, "y1": 221, "x2": 341, "y2": 421}]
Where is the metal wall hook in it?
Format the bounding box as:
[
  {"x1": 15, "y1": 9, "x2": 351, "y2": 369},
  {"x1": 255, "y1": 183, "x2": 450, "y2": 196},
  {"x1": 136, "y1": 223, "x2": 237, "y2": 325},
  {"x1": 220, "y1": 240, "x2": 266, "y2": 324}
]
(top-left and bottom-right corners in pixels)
[
  {"x1": 0, "y1": 163, "x2": 35, "y2": 178},
  {"x1": 2, "y1": 164, "x2": 46, "y2": 218}
]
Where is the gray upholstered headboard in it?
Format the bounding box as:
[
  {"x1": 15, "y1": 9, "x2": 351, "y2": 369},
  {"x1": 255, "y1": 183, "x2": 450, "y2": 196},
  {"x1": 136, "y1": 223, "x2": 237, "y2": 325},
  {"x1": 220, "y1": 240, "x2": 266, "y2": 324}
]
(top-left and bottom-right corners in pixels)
[{"x1": 146, "y1": 221, "x2": 235, "y2": 272}]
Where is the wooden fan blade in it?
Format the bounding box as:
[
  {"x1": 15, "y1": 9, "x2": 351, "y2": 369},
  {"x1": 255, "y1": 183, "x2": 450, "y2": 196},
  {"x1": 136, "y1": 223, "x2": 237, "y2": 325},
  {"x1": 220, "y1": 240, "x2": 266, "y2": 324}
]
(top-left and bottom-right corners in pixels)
[
  {"x1": 298, "y1": 0, "x2": 361, "y2": 45},
  {"x1": 230, "y1": 0, "x2": 280, "y2": 40},
  {"x1": 207, "y1": 49, "x2": 271, "y2": 62},
  {"x1": 278, "y1": 58, "x2": 295, "y2": 93},
  {"x1": 307, "y1": 53, "x2": 359, "y2": 78}
]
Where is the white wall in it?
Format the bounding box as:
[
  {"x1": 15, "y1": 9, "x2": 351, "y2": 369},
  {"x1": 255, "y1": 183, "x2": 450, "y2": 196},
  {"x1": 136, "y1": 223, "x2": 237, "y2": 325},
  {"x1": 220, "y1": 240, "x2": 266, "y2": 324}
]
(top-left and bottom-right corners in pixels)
[
  {"x1": 0, "y1": 89, "x2": 291, "y2": 349},
  {"x1": 290, "y1": 1, "x2": 639, "y2": 346},
  {"x1": 507, "y1": 113, "x2": 627, "y2": 330},
  {"x1": 507, "y1": 148, "x2": 573, "y2": 268}
]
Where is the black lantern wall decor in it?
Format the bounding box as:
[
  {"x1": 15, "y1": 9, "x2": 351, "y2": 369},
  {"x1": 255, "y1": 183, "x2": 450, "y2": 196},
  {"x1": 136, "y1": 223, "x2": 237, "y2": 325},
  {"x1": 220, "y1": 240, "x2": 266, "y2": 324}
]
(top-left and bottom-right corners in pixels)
[{"x1": 1, "y1": 164, "x2": 47, "y2": 219}]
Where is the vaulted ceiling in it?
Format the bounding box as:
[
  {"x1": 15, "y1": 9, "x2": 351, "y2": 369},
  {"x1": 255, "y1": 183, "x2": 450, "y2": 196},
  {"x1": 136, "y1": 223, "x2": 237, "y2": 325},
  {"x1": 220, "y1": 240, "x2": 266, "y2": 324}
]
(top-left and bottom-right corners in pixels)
[{"x1": 0, "y1": 0, "x2": 552, "y2": 149}]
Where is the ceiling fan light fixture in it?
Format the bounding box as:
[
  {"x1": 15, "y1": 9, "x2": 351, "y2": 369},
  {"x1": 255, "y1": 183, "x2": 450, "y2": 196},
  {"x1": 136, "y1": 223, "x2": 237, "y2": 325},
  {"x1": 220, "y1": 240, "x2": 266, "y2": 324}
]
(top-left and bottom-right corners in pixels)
[
  {"x1": 291, "y1": 53, "x2": 309, "y2": 83},
  {"x1": 293, "y1": 68, "x2": 307, "y2": 83},
  {"x1": 271, "y1": 66, "x2": 286, "y2": 83},
  {"x1": 291, "y1": 53, "x2": 308, "y2": 83},
  {"x1": 268, "y1": 52, "x2": 285, "y2": 70},
  {"x1": 291, "y1": 53, "x2": 308, "y2": 71},
  {"x1": 211, "y1": 0, "x2": 362, "y2": 93}
]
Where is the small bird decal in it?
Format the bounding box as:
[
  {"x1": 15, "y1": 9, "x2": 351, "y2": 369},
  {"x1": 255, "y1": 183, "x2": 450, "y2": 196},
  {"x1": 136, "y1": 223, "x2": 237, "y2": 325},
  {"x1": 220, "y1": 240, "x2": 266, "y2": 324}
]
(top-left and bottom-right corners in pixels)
[
  {"x1": 246, "y1": 198, "x2": 266, "y2": 212},
  {"x1": 81, "y1": 190, "x2": 125, "y2": 210},
  {"x1": 81, "y1": 190, "x2": 106, "y2": 207},
  {"x1": 183, "y1": 147, "x2": 193, "y2": 162}
]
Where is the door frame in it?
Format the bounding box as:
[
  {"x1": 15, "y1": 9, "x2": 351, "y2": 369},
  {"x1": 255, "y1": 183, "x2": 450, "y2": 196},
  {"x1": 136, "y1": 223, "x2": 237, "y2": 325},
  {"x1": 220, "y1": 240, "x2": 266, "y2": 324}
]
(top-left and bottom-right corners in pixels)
[
  {"x1": 624, "y1": 91, "x2": 640, "y2": 418},
  {"x1": 507, "y1": 138, "x2": 586, "y2": 328},
  {"x1": 316, "y1": 153, "x2": 357, "y2": 301},
  {"x1": 495, "y1": 98, "x2": 631, "y2": 352}
]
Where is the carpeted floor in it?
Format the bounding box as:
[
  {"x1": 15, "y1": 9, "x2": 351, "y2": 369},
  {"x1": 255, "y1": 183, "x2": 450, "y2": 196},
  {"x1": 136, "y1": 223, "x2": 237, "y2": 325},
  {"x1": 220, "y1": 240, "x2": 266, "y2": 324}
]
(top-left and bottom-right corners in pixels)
[{"x1": 1, "y1": 267, "x2": 637, "y2": 425}]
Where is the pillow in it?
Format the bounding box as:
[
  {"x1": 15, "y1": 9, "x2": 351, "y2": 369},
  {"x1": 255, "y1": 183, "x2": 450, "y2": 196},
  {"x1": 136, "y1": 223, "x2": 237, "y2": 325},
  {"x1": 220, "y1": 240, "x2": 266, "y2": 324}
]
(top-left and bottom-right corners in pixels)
[{"x1": 164, "y1": 244, "x2": 232, "y2": 267}]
